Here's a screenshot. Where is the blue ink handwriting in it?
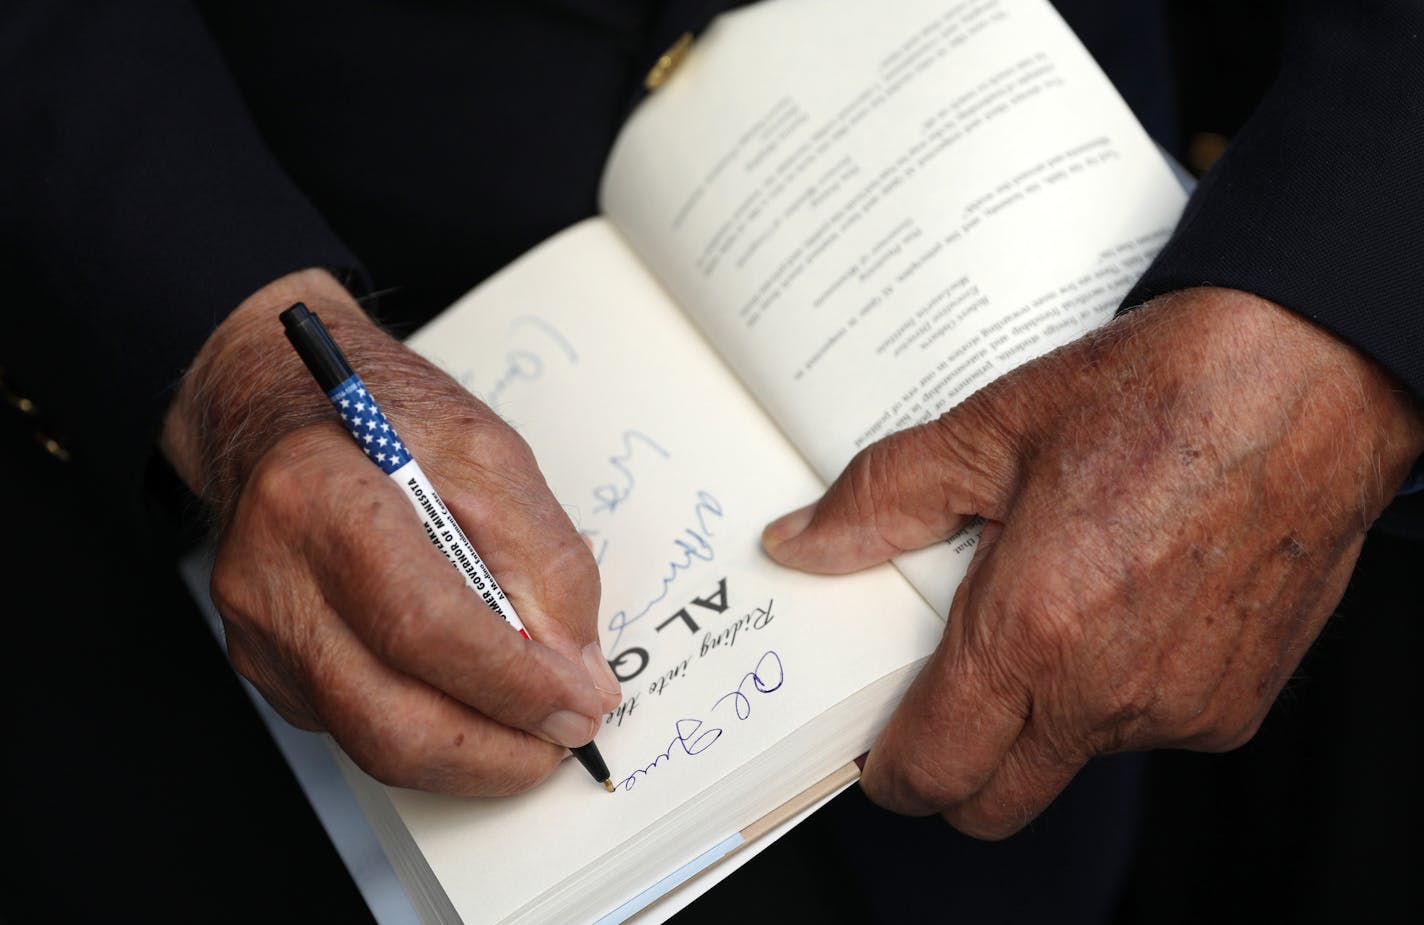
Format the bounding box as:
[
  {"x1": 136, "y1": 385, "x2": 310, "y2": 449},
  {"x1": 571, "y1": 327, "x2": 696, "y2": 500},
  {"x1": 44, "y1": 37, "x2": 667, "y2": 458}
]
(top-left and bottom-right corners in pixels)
[
  {"x1": 616, "y1": 650, "x2": 785, "y2": 792},
  {"x1": 606, "y1": 490, "x2": 724, "y2": 651},
  {"x1": 465, "y1": 315, "x2": 578, "y2": 405},
  {"x1": 591, "y1": 430, "x2": 670, "y2": 515}
]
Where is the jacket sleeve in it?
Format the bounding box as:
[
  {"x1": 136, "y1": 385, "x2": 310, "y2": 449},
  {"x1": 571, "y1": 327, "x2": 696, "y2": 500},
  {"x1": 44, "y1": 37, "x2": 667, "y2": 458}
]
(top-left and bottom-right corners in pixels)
[
  {"x1": 0, "y1": 1, "x2": 364, "y2": 503},
  {"x1": 1124, "y1": 0, "x2": 1424, "y2": 403}
]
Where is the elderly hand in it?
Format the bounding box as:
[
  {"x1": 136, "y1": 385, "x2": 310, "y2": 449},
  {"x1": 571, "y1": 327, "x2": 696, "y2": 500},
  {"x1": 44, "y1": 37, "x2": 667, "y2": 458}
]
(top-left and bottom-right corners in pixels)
[
  {"x1": 162, "y1": 268, "x2": 620, "y2": 795},
  {"x1": 763, "y1": 287, "x2": 1424, "y2": 838}
]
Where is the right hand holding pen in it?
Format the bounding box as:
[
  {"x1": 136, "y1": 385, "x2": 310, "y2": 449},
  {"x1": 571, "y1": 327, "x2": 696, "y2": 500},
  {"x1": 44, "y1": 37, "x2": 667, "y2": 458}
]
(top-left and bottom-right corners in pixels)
[{"x1": 162, "y1": 269, "x2": 621, "y2": 795}]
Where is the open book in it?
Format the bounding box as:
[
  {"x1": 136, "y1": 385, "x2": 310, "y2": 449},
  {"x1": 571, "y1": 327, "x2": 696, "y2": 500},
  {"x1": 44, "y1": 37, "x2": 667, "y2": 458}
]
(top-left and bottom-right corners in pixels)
[{"x1": 333, "y1": 1, "x2": 1189, "y2": 922}]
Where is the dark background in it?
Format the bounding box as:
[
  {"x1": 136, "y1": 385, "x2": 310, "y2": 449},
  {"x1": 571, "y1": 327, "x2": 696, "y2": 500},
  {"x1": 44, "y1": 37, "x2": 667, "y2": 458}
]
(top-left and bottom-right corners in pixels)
[{"x1": 4, "y1": 2, "x2": 1419, "y2": 922}]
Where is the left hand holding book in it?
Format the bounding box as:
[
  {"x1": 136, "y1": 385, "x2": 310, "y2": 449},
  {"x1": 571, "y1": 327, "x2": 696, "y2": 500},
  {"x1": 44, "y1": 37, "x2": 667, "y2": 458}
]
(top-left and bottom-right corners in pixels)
[
  {"x1": 765, "y1": 286, "x2": 1424, "y2": 839},
  {"x1": 160, "y1": 266, "x2": 623, "y2": 795}
]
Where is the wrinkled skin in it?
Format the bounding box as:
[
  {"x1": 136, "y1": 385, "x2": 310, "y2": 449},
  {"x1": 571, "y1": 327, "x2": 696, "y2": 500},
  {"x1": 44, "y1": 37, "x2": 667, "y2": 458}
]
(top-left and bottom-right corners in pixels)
[
  {"x1": 163, "y1": 269, "x2": 621, "y2": 796},
  {"x1": 763, "y1": 287, "x2": 1424, "y2": 839}
]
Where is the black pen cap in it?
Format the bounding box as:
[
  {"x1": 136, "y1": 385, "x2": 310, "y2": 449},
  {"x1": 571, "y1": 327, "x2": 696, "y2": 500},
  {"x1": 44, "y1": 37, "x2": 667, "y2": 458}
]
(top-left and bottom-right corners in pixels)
[{"x1": 281, "y1": 302, "x2": 355, "y2": 393}]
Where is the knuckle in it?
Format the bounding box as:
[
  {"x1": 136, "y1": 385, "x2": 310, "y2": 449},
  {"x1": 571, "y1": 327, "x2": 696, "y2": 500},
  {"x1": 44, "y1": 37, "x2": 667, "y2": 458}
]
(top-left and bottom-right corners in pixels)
[
  {"x1": 995, "y1": 581, "x2": 1085, "y2": 674},
  {"x1": 339, "y1": 708, "x2": 432, "y2": 788},
  {"x1": 943, "y1": 751, "x2": 1066, "y2": 842},
  {"x1": 892, "y1": 748, "x2": 975, "y2": 814},
  {"x1": 302, "y1": 638, "x2": 354, "y2": 706},
  {"x1": 219, "y1": 609, "x2": 323, "y2": 728},
  {"x1": 243, "y1": 444, "x2": 313, "y2": 515},
  {"x1": 862, "y1": 440, "x2": 915, "y2": 508},
  {"x1": 1186, "y1": 705, "x2": 1265, "y2": 753},
  {"x1": 836, "y1": 444, "x2": 885, "y2": 521},
  {"x1": 925, "y1": 406, "x2": 985, "y2": 471},
  {"x1": 838, "y1": 440, "x2": 941, "y2": 551},
  {"x1": 369, "y1": 601, "x2": 437, "y2": 663},
  {"x1": 355, "y1": 742, "x2": 424, "y2": 789},
  {"x1": 1145, "y1": 682, "x2": 1263, "y2": 753},
  {"x1": 223, "y1": 633, "x2": 263, "y2": 688},
  {"x1": 1086, "y1": 676, "x2": 1158, "y2": 752},
  {"x1": 1022, "y1": 608, "x2": 1082, "y2": 664},
  {"x1": 930, "y1": 397, "x2": 1021, "y2": 507},
  {"x1": 1131, "y1": 672, "x2": 1205, "y2": 731},
  {"x1": 210, "y1": 532, "x2": 277, "y2": 623},
  {"x1": 208, "y1": 561, "x2": 250, "y2": 625},
  {"x1": 535, "y1": 532, "x2": 602, "y2": 623},
  {"x1": 1148, "y1": 698, "x2": 1204, "y2": 739},
  {"x1": 434, "y1": 394, "x2": 512, "y2": 440},
  {"x1": 448, "y1": 423, "x2": 542, "y2": 494}
]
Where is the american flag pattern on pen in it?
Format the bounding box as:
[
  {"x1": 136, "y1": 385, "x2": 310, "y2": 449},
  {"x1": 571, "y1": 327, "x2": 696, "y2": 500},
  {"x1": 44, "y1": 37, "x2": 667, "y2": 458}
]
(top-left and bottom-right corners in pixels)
[
  {"x1": 327, "y1": 375, "x2": 409, "y2": 475},
  {"x1": 324, "y1": 373, "x2": 532, "y2": 640}
]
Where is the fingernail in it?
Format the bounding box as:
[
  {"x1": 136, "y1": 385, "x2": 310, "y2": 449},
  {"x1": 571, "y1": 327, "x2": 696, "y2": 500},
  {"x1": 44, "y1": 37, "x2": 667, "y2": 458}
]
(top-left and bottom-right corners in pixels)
[
  {"x1": 763, "y1": 502, "x2": 816, "y2": 549},
  {"x1": 582, "y1": 642, "x2": 622, "y2": 697},
  {"x1": 541, "y1": 709, "x2": 597, "y2": 747}
]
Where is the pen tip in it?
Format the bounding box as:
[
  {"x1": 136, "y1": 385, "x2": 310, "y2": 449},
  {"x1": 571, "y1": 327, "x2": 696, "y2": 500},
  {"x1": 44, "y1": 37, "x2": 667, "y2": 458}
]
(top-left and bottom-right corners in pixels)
[{"x1": 602, "y1": 779, "x2": 615, "y2": 793}]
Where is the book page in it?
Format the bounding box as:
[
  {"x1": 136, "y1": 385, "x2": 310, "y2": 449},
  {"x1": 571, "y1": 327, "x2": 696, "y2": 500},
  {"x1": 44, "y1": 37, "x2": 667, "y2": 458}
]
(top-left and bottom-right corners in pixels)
[
  {"x1": 377, "y1": 219, "x2": 941, "y2": 925},
  {"x1": 601, "y1": 0, "x2": 1189, "y2": 613}
]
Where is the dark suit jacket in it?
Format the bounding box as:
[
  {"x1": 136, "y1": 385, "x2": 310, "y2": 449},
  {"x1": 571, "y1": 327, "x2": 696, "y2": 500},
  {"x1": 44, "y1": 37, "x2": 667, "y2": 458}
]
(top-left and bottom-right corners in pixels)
[{"x1": 2, "y1": 0, "x2": 1421, "y2": 526}]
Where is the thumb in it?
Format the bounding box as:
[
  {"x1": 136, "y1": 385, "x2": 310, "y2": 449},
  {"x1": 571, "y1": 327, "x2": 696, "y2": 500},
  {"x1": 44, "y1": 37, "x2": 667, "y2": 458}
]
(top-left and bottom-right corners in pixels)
[{"x1": 762, "y1": 404, "x2": 1021, "y2": 574}]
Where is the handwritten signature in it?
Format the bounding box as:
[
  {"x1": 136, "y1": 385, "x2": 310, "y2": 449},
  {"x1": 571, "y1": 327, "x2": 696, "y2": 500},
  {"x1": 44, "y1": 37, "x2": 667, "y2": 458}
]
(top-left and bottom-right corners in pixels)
[
  {"x1": 576, "y1": 430, "x2": 672, "y2": 566},
  {"x1": 616, "y1": 650, "x2": 785, "y2": 792},
  {"x1": 592, "y1": 430, "x2": 670, "y2": 515},
  {"x1": 465, "y1": 315, "x2": 578, "y2": 405},
  {"x1": 606, "y1": 490, "x2": 724, "y2": 651}
]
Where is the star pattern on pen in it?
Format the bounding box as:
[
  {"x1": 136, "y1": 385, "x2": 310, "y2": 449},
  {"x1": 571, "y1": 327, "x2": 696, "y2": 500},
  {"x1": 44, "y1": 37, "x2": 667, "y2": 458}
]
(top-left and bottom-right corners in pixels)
[{"x1": 334, "y1": 380, "x2": 409, "y2": 475}]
